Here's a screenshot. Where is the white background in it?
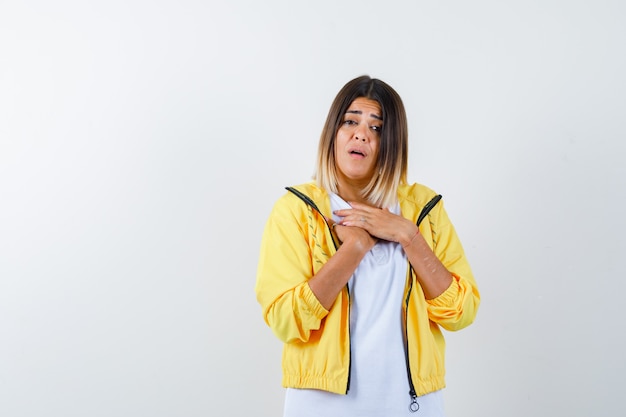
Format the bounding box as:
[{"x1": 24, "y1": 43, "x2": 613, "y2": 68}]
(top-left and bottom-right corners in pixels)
[{"x1": 1, "y1": 1, "x2": 625, "y2": 416}]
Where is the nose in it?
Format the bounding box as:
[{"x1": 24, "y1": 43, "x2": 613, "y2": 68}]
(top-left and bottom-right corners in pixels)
[{"x1": 354, "y1": 125, "x2": 368, "y2": 142}]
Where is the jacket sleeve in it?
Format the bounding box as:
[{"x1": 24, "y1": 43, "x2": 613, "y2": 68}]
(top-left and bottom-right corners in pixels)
[
  {"x1": 255, "y1": 194, "x2": 329, "y2": 344},
  {"x1": 424, "y1": 200, "x2": 480, "y2": 331}
]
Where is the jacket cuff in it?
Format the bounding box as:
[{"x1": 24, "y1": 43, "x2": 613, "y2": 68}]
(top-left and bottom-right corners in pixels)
[
  {"x1": 426, "y1": 274, "x2": 460, "y2": 307},
  {"x1": 303, "y1": 282, "x2": 329, "y2": 319}
]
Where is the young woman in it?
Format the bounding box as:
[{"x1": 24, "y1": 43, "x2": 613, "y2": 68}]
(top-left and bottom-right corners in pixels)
[{"x1": 255, "y1": 75, "x2": 480, "y2": 417}]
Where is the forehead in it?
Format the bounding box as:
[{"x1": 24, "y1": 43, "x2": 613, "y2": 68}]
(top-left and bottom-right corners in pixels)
[{"x1": 346, "y1": 97, "x2": 382, "y2": 118}]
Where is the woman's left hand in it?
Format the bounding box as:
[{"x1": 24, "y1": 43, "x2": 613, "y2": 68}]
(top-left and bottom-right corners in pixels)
[{"x1": 333, "y1": 201, "x2": 417, "y2": 244}]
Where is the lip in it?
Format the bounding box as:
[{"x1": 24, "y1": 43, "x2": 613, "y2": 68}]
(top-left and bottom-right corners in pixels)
[{"x1": 347, "y1": 147, "x2": 367, "y2": 158}]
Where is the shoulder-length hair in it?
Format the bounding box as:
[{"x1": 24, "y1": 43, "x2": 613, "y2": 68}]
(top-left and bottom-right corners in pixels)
[{"x1": 314, "y1": 75, "x2": 408, "y2": 208}]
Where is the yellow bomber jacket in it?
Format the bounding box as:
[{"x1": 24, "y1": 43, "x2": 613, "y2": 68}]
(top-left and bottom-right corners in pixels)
[{"x1": 255, "y1": 182, "x2": 480, "y2": 396}]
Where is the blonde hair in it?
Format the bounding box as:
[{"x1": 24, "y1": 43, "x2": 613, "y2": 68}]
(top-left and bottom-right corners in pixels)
[{"x1": 314, "y1": 75, "x2": 408, "y2": 208}]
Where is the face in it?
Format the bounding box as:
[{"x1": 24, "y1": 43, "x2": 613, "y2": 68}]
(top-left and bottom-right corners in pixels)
[{"x1": 334, "y1": 97, "x2": 383, "y2": 187}]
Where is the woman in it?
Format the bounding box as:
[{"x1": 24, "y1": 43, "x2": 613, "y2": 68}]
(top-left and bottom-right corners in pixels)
[{"x1": 255, "y1": 75, "x2": 480, "y2": 416}]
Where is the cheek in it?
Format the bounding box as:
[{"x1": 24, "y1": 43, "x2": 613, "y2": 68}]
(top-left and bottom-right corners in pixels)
[
  {"x1": 334, "y1": 133, "x2": 350, "y2": 154},
  {"x1": 336, "y1": 129, "x2": 349, "y2": 143},
  {"x1": 370, "y1": 140, "x2": 381, "y2": 157}
]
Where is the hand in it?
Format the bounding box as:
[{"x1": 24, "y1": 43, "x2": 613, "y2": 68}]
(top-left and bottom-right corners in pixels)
[
  {"x1": 329, "y1": 217, "x2": 377, "y2": 253},
  {"x1": 333, "y1": 201, "x2": 417, "y2": 245}
]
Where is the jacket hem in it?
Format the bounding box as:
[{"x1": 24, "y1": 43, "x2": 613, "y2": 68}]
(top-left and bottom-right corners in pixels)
[
  {"x1": 413, "y1": 375, "x2": 447, "y2": 397},
  {"x1": 282, "y1": 374, "x2": 347, "y2": 395},
  {"x1": 282, "y1": 374, "x2": 446, "y2": 397}
]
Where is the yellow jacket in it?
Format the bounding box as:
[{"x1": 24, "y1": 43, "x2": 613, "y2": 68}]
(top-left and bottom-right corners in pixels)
[{"x1": 255, "y1": 182, "x2": 480, "y2": 397}]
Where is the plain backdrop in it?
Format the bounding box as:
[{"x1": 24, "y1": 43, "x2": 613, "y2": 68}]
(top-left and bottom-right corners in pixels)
[{"x1": 1, "y1": 1, "x2": 625, "y2": 416}]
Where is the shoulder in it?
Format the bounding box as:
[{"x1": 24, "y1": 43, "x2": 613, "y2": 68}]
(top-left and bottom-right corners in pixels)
[
  {"x1": 287, "y1": 181, "x2": 328, "y2": 200},
  {"x1": 397, "y1": 182, "x2": 445, "y2": 222},
  {"x1": 281, "y1": 181, "x2": 329, "y2": 208},
  {"x1": 272, "y1": 181, "x2": 329, "y2": 214},
  {"x1": 398, "y1": 182, "x2": 439, "y2": 206}
]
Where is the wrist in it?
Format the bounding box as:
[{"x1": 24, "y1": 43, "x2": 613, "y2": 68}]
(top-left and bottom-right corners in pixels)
[
  {"x1": 401, "y1": 228, "x2": 420, "y2": 248},
  {"x1": 341, "y1": 236, "x2": 372, "y2": 257}
]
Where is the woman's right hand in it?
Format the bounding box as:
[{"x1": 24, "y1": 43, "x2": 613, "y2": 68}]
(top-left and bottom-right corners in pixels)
[
  {"x1": 308, "y1": 220, "x2": 376, "y2": 310},
  {"x1": 331, "y1": 220, "x2": 377, "y2": 254}
]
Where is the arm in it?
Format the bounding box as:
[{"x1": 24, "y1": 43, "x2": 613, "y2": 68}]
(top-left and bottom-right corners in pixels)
[
  {"x1": 255, "y1": 195, "x2": 375, "y2": 343},
  {"x1": 308, "y1": 227, "x2": 373, "y2": 310},
  {"x1": 334, "y1": 199, "x2": 480, "y2": 331},
  {"x1": 399, "y1": 226, "x2": 454, "y2": 300},
  {"x1": 419, "y1": 202, "x2": 480, "y2": 331}
]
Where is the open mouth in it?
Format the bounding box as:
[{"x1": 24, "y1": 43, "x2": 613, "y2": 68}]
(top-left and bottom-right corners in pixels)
[{"x1": 349, "y1": 149, "x2": 366, "y2": 157}]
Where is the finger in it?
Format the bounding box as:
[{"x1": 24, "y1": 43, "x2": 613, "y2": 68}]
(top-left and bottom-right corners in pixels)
[
  {"x1": 325, "y1": 216, "x2": 337, "y2": 225},
  {"x1": 333, "y1": 208, "x2": 370, "y2": 221},
  {"x1": 332, "y1": 208, "x2": 353, "y2": 217},
  {"x1": 341, "y1": 217, "x2": 370, "y2": 228},
  {"x1": 347, "y1": 201, "x2": 377, "y2": 212}
]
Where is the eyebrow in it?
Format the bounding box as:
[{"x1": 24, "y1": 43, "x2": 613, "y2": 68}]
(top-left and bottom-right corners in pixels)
[{"x1": 345, "y1": 109, "x2": 383, "y2": 121}]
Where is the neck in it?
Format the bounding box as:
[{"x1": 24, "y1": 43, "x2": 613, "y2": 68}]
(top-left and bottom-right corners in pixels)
[{"x1": 336, "y1": 180, "x2": 369, "y2": 205}]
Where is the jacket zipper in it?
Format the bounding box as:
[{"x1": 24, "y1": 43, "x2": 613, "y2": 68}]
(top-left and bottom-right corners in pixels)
[
  {"x1": 405, "y1": 193, "x2": 442, "y2": 413},
  {"x1": 285, "y1": 187, "x2": 350, "y2": 393},
  {"x1": 404, "y1": 276, "x2": 420, "y2": 412}
]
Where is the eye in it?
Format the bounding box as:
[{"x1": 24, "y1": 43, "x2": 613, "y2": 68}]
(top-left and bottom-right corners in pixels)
[
  {"x1": 371, "y1": 125, "x2": 382, "y2": 132},
  {"x1": 343, "y1": 119, "x2": 357, "y2": 126}
]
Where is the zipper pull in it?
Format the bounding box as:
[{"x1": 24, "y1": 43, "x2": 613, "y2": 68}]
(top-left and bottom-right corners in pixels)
[{"x1": 409, "y1": 393, "x2": 419, "y2": 412}]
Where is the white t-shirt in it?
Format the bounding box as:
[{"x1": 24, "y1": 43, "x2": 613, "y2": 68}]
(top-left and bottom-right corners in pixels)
[{"x1": 283, "y1": 193, "x2": 445, "y2": 417}]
